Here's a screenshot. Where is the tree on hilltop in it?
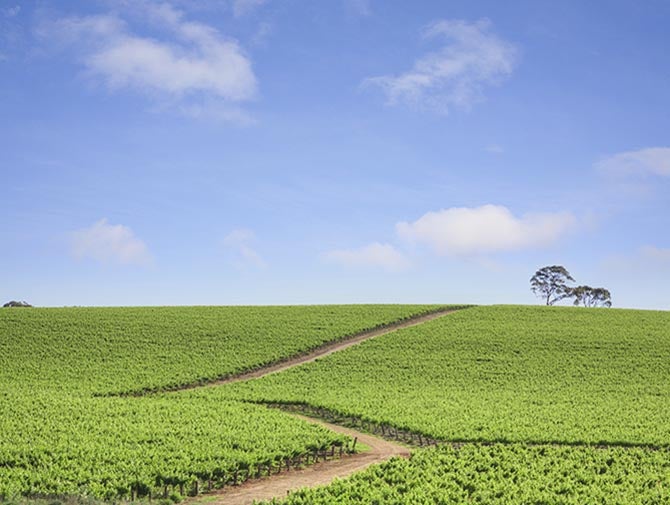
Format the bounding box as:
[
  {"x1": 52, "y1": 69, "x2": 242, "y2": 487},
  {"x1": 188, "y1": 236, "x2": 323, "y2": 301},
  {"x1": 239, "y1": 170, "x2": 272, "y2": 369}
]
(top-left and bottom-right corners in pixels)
[
  {"x1": 2, "y1": 300, "x2": 32, "y2": 308},
  {"x1": 571, "y1": 286, "x2": 612, "y2": 308},
  {"x1": 530, "y1": 266, "x2": 575, "y2": 306}
]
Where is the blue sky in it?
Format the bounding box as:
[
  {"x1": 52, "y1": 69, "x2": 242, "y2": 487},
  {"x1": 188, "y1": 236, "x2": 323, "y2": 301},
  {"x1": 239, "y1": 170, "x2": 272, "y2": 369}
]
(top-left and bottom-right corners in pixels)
[{"x1": 1, "y1": 0, "x2": 669, "y2": 309}]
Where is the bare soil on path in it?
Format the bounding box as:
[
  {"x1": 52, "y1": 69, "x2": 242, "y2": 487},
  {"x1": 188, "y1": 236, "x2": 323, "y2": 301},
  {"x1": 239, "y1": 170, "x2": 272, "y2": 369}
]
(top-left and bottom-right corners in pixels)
[
  {"x1": 197, "y1": 307, "x2": 460, "y2": 389},
  {"x1": 184, "y1": 307, "x2": 463, "y2": 504},
  {"x1": 188, "y1": 415, "x2": 411, "y2": 505}
]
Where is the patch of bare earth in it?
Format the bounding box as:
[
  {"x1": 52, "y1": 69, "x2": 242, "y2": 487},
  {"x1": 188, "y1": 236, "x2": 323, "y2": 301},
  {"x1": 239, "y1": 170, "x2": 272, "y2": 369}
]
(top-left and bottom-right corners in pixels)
[
  {"x1": 184, "y1": 308, "x2": 463, "y2": 504},
  {"x1": 188, "y1": 415, "x2": 410, "y2": 505}
]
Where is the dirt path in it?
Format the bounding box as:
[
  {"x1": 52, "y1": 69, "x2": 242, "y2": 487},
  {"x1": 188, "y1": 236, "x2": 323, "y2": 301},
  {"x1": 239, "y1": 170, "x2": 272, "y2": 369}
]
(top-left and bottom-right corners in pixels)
[
  {"x1": 196, "y1": 307, "x2": 460, "y2": 389},
  {"x1": 183, "y1": 307, "x2": 462, "y2": 503},
  {"x1": 188, "y1": 415, "x2": 411, "y2": 505}
]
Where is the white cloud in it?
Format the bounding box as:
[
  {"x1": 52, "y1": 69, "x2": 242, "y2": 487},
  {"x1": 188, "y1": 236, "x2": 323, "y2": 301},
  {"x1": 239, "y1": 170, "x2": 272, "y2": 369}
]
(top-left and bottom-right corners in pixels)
[
  {"x1": 363, "y1": 18, "x2": 517, "y2": 113},
  {"x1": 596, "y1": 147, "x2": 670, "y2": 178},
  {"x1": 71, "y1": 219, "x2": 152, "y2": 266},
  {"x1": 223, "y1": 228, "x2": 267, "y2": 268},
  {"x1": 42, "y1": 3, "x2": 256, "y2": 119},
  {"x1": 323, "y1": 243, "x2": 410, "y2": 272},
  {"x1": 232, "y1": 0, "x2": 268, "y2": 17},
  {"x1": 396, "y1": 204, "x2": 575, "y2": 256}
]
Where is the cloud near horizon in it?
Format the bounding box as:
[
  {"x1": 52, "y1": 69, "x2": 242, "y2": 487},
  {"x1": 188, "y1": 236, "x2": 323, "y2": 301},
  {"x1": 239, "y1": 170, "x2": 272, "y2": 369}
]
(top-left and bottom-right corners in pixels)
[
  {"x1": 602, "y1": 246, "x2": 670, "y2": 277},
  {"x1": 41, "y1": 3, "x2": 257, "y2": 119},
  {"x1": 596, "y1": 147, "x2": 670, "y2": 178},
  {"x1": 223, "y1": 228, "x2": 267, "y2": 268},
  {"x1": 71, "y1": 219, "x2": 152, "y2": 266},
  {"x1": 323, "y1": 242, "x2": 410, "y2": 271},
  {"x1": 363, "y1": 18, "x2": 517, "y2": 113},
  {"x1": 396, "y1": 204, "x2": 576, "y2": 256}
]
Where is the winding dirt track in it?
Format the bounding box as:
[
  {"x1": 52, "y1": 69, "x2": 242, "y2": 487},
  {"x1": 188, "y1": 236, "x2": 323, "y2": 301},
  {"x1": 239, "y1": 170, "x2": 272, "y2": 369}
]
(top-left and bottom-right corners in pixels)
[
  {"x1": 197, "y1": 307, "x2": 461, "y2": 388},
  {"x1": 188, "y1": 416, "x2": 411, "y2": 505},
  {"x1": 185, "y1": 307, "x2": 463, "y2": 504}
]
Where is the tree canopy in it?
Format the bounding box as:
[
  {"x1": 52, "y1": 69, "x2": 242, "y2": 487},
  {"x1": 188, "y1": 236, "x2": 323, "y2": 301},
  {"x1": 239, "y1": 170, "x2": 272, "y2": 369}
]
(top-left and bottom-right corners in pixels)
[
  {"x1": 530, "y1": 266, "x2": 612, "y2": 308},
  {"x1": 571, "y1": 286, "x2": 612, "y2": 308},
  {"x1": 2, "y1": 300, "x2": 32, "y2": 308},
  {"x1": 530, "y1": 266, "x2": 575, "y2": 306}
]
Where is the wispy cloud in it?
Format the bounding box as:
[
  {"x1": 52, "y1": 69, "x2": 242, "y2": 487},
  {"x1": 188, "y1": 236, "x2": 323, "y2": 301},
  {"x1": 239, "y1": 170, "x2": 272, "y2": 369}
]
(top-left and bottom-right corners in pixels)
[
  {"x1": 323, "y1": 242, "x2": 409, "y2": 272},
  {"x1": 251, "y1": 21, "x2": 273, "y2": 47},
  {"x1": 179, "y1": 100, "x2": 256, "y2": 124},
  {"x1": 485, "y1": 143, "x2": 504, "y2": 154},
  {"x1": 397, "y1": 204, "x2": 575, "y2": 256},
  {"x1": 345, "y1": 0, "x2": 372, "y2": 17},
  {"x1": 40, "y1": 2, "x2": 257, "y2": 121},
  {"x1": 0, "y1": 4, "x2": 22, "y2": 61},
  {"x1": 3, "y1": 5, "x2": 20, "y2": 17},
  {"x1": 363, "y1": 18, "x2": 517, "y2": 113},
  {"x1": 596, "y1": 147, "x2": 670, "y2": 178},
  {"x1": 223, "y1": 228, "x2": 267, "y2": 268},
  {"x1": 640, "y1": 245, "x2": 670, "y2": 263},
  {"x1": 71, "y1": 219, "x2": 152, "y2": 266},
  {"x1": 603, "y1": 246, "x2": 670, "y2": 276},
  {"x1": 232, "y1": 0, "x2": 268, "y2": 17}
]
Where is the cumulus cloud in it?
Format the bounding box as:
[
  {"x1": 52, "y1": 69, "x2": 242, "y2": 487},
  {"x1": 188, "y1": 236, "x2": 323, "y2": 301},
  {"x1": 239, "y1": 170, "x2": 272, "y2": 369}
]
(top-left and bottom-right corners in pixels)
[
  {"x1": 41, "y1": 3, "x2": 257, "y2": 119},
  {"x1": 323, "y1": 242, "x2": 410, "y2": 271},
  {"x1": 223, "y1": 228, "x2": 267, "y2": 268},
  {"x1": 71, "y1": 219, "x2": 152, "y2": 266},
  {"x1": 396, "y1": 205, "x2": 576, "y2": 256},
  {"x1": 363, "y1": 18, "x2": 517, "y2": 113},
  {"x1": 596, "y1": 147, "x2": 670, "y2": 178}
]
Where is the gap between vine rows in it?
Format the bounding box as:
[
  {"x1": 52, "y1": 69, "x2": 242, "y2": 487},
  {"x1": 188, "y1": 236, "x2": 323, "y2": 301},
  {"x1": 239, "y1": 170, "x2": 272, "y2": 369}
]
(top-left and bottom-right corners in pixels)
[
  {"x1": 186, "y1": 415, "x2": 411, "y2": 505},
  {"x1": 176, "y1": 308, "x2": 464, "y2": 504},
  {"x1": 125, "y1": 306, "x2": 467, "y2": 396},
  {"x1": 163, "y1": 308, "x2": 465, "y2": 504}
]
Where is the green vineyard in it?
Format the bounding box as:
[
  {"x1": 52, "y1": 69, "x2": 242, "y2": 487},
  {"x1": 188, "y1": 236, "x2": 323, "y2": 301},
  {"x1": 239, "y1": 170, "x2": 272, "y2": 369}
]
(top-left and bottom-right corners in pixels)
[
  {"x1": 264, "y1": 444, "x2": 670, "y2": 504},
  {"x1": 0, "y1": 305, "x2": 441, "y2": 395},
  {"x1": 0, "y1": 395, "x2": 347, "y2": 500},
  {"x1": 220, "y1": 306, "x2": 670, "y2": 446},
  {"x1": 1, "y1": 304, "x2": 669, "y2": 503},
  {"x1": 0, "y1": 305, "x2": 440, "y2": 500}
]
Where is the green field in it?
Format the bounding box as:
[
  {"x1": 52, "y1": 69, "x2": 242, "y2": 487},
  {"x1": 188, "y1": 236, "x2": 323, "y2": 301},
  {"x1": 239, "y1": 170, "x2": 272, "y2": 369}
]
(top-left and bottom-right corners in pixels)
[
  {"x1": 0, "y1": 394, "x2": 345, "y2": 500},
  {"x1": 0, "y1": 305, "x2": 441, "y2": 395},
  {"x1": 219, "y1": 305, "x2": 670, "y2": 446},
  {"x1": 0, "y1": 305, "x2": 439, "y2": 500},
  {"x1": 2, "y1": 304, "x2": 670, "y2": 503},
  {"x1": 264, "y1": 444, "x2": 670, "y2": 504}
]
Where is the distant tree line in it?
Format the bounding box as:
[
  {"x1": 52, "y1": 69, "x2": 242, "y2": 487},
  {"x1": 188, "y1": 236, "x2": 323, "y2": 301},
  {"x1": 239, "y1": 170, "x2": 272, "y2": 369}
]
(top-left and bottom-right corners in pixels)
[{"x1": 530, "y1": 266, "x2": 611, "y2": 307}]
